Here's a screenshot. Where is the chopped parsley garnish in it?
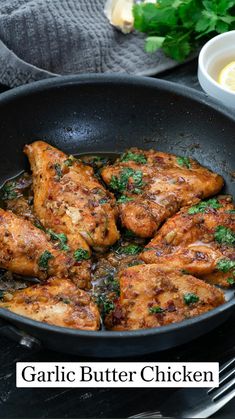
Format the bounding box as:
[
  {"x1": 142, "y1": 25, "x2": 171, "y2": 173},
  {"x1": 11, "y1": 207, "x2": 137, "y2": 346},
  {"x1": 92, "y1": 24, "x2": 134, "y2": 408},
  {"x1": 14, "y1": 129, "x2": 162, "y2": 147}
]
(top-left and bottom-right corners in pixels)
[
  {"x1": 38, "y1": 251, "x2": 54, "y2": 270},
  {"x1": 109, "y1": 168, "x2": 144, "y2": 194},
  {"x1": 0, "y1": 291, "x2": 4, "y2": 300},
  {"x1": 95, "y1": 294, "x2": 115, "y2": 315},
  {"x1": 227, "y1": 210, "x2": 235, "y2": 214},
  {"x1": 117, "y1": 195, "x2": 134, "y2": 204},
  {"x1": 177, "y1": 156, "x2": 191, "y2": 169},
  {"x1": 104, "y1": 276, "x2": 120, "y2": 297},
  {"x1": 120, "y1": 151, "x2": 147, "y2": 164},
  {"x1": 64, "y1": 159, "x2": 73, "y2": 167},
  {"x1": 0, "y1": 181, "x2": 19, "y2": 200},
  {"x1": 115, "y1": 244, "x2": 143, "y2": 255},
  {"x1": 188, "y1": 198, "x2": 221, "y2": 215},
  {"x1": 214, "y1": 226, "x2": 235, "y2": 246},
  {"x1": 60, "y1": 297, "x2": 71, "y2": 304},
  {"x1": 48, "y1": 230, "x2": 69, "y2": 251},
  {"x1": 217, "y1": 259, "x2": 235, "y2": 273},
  {"x1": 227, "y1": 277, "x2": 235, "y2": 285},
  {"x1": 54, "y1": 163, "x2": 63, "y2": 180},
  {"x1": 183, "y1": 293, "x2": 199, "y2": 305},
  {"x1": 99, "y1": 197, "x2": 109, "y2": 204},
  {"x1": 149, "y1": 306, "x2": 164, "y2": 314},
  {"x1": 64, "y1": 157, "x2": 75, "y2": 167},
  {"x1": 74, "y1": 248, "x2": 90, "y2": 262},
  {"x1": 34, "y1": 223, "x2": 69, "y2": 251},
  {"x1": 34, "y1": 220, "x2": 46, "y2": 231}
]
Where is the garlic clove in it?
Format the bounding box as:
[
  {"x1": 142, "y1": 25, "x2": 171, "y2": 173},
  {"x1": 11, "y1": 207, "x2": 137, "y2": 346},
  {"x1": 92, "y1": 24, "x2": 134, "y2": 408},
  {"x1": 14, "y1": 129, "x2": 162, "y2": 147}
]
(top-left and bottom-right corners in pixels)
[{"x1": 104, "y1": 0, "x2": 134, "y2": 34}]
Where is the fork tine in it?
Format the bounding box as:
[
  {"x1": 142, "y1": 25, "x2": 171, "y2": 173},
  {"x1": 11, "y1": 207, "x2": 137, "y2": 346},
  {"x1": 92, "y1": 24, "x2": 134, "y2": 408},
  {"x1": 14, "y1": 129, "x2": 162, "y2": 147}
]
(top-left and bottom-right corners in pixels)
[
  {"x1": 128, "y1": 411, "x2": 162, "y2": 418},
  {"x1": 208, "y1": 357, "x2": 235, "y2": 394},
  {"x1": 212, "y1": 377, "x2": 235, "y2": 400},
  {"x1": 212, "y1": 388, "x2": 235, "y2": 411},
  {"x1": 219, "y1": 357, "x2": 235, "y2": 377},
  {"x1": 218, "y1": 367, "x2": 235, "y2": 388}
]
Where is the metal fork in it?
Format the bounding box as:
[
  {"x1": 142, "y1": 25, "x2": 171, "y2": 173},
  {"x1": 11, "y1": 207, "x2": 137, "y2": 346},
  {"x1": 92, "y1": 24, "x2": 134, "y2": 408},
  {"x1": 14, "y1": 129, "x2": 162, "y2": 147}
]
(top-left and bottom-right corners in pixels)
[{"x1": 129, "y1": 357, "x2": 235, "y2": 418}]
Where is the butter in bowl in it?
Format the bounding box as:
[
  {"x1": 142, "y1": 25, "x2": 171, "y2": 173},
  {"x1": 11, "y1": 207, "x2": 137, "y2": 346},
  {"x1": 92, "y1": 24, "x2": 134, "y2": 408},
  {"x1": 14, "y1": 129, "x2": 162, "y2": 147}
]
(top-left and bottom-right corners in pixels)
[{"x1": 198, "y1": 30, "x2": 235, "y2": 109}]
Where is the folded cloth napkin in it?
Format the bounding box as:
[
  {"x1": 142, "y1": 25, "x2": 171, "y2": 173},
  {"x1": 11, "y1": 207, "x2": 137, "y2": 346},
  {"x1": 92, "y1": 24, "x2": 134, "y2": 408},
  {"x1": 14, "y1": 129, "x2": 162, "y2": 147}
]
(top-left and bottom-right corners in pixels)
[{"x1": 0, "y1": 0, "x2": 178, "y2": 87}]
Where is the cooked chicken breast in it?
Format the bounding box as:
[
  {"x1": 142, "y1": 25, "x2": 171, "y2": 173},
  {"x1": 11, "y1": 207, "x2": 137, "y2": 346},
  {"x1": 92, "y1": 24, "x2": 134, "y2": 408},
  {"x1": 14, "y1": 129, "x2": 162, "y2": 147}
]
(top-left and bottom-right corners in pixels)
[
  {"x1": 0, "y1": 278, "x2": 100, "y2": 330},
  {"x1": 101, "y1": 148, "x2": 224, "y2": 238},
  {"x1": 0, "y1": 208, "x2": 91, "y2": 289},
  {"x1": 105, "y1": 264, "x2": 225, "y2": 331},
  {"x1": 24, "y1": 141, "x2": 119, "y2": 251},
  {"x1": 140, "y1": 195, "x2": 235, "y2": 287}
]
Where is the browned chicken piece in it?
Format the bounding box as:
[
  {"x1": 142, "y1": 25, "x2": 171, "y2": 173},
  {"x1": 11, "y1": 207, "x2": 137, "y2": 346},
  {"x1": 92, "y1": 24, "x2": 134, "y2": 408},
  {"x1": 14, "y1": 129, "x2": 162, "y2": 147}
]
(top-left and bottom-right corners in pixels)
[
  {"x1": 101, "y1": 148, "x2": 224, "y2": 238},
  {"x1": 24, "y1": 141, "x2": 120, "y2": 252},
  {"x1": 0, "y1": 278, "x2": 100, "y2": 330},
  {"x1": 140, "y1": 195, "x2": 235, "y2": 288},
  {"x1": 105, "y1": 264, "x2": 225, "y2": 331},
  {"x1": 0, "y1": 208, "x2": 91, "y2": 289}
]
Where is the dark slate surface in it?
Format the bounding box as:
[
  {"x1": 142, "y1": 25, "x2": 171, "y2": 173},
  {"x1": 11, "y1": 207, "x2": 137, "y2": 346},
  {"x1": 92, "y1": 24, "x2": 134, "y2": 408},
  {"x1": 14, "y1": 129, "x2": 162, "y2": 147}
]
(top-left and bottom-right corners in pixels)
[{"x1": 0, "y1": 59, "x2": 235, "y2": 418}]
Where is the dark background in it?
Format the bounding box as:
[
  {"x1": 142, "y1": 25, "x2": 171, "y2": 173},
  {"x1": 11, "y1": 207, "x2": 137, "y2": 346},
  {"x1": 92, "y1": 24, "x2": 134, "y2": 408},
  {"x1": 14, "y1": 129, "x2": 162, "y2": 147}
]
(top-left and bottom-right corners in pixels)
[{"x1": 0, "y1": 59, "x2": 234, "y2": 418}]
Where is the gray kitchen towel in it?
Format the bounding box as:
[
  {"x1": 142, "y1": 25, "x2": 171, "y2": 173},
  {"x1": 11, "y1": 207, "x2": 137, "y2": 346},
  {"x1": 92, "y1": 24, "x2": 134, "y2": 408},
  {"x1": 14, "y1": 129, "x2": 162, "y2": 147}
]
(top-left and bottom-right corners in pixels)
[{"x1": 0, "y1": 0, "x2": 178, "y2": 87}]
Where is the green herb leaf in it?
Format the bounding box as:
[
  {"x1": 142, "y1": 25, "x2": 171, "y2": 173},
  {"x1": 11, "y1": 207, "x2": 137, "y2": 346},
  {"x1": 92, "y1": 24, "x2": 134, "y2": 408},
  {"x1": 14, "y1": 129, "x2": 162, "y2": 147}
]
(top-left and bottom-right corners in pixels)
[
  {"x1": 48, "y1": 230, "x2": 70, "y2": 251},
  {"x1": 117, "y1": 195, "x2": 134, "y2": 204},
  {"x1": 38, "y1": 250, "x2": 54, "y2": 270},
  {"x1": 59, "y1": 297, "x2": 71, "y2": 304},
  {"x1": 34, "y1": 220, "x2": 46, "y2": 231},
  {"x1": 214, "y1": 225, "x2": 235, "y2": 246},
  {"x1": 64, "y1": 156, "x2": 77, "y2": 167},
  {"x1": 227, "y1": 277, "x2": 235, "y2": 285},
  {"x1": 0, "y1": 181, "x2": 19, "y2": 200},
  {"x1": 188, "y1": 198, "x2": 221, "y2": 215},
  {"x1": 133, "y1": 0, "x2": 235, "y2": 62},
  {"x1": 54, "y1": 163, "x2": 63, "y2": 180},
  {"x1": 74, "y1": 248, "x2": 90, "y2": 262},
  {"x1": 183, "y1": 292, "x2": 199, "y2": 305},
  {"x1": 99, "y1": 197, "x2": 109, "y2": 204},
  {"x1": 115, "y1": 244, "x2": 143, "y2": 255},
  {"x1": 149, "y1": 306, "x2": 164, "y2": 314},
  {"x1": 109, "y1": 168, "x2": 144, "y2": 194},
  {"x1": 120, "y1": 151, "x2": 147, "y2": 164},
  {"x1": 104, "y1": 276, "x2": 120, "y2": 297},
  {"x1": 226, "y1": 209, "x2": 235, "y2": 214},
  {"x1": 177, "y1": 156, "x2": 191, "y2": 168},
  {"x1": 217, "y1": 259, "x2": 235, "y2": 273},
  {"x1": 95, "y1": 294, "x2": 115, "y2": 315},
  {"x1": 0, "y1": 290, "x2": 4, "y2": 300},
  {"x1": 145, "y1": 36, "x2": 165, "y2": 53}
]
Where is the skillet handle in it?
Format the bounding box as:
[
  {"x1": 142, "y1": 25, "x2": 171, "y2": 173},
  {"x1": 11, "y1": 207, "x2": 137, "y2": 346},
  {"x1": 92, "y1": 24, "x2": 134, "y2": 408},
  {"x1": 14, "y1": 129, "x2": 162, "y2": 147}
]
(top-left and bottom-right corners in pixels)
[{"x1": 0, "y1": 318, "x2": 41, "y2": 350}]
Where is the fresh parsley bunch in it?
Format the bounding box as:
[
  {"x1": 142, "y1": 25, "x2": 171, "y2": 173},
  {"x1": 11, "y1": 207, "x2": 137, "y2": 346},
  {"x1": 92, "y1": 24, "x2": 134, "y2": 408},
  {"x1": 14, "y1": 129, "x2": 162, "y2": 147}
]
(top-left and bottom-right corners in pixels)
[{"x1": 133, "y1": 0, "x2": 235, "y2": 61}]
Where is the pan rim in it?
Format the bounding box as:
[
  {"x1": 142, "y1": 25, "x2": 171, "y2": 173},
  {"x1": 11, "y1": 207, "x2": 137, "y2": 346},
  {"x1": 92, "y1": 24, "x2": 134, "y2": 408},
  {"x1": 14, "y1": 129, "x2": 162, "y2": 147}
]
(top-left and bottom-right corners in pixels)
[
  {"x1": 0, "y1": 73, "x2": 234, "y2": 124},
  {"x1": 0, "y1": 73, "x2": 234, "y2": 339}
]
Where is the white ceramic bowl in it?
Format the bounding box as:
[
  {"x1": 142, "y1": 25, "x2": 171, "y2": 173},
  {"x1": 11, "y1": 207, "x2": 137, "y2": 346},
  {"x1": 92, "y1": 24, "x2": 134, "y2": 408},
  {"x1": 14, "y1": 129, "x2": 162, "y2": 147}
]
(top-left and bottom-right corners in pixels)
[{"x1": 198, "y1": 30, "x2": 235, "y2": 109}]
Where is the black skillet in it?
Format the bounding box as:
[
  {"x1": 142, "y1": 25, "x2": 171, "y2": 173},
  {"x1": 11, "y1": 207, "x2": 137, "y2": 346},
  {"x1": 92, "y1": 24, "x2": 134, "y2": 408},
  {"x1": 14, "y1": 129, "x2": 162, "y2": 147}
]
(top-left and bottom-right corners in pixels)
[{"x1": 0, "y1": 74, "x2": 234, "y2": 357}]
